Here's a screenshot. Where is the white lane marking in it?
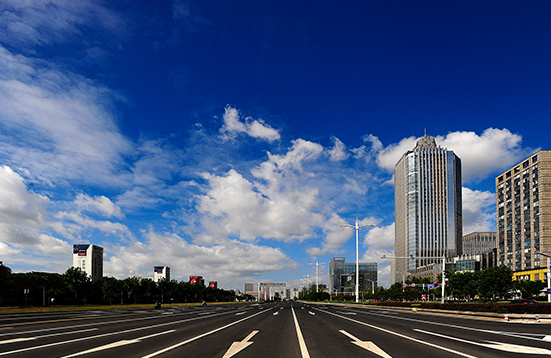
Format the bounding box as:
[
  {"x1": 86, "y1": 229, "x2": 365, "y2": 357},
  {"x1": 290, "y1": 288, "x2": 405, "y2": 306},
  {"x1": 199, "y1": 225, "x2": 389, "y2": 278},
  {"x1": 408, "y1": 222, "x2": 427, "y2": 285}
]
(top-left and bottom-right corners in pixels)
[
  {"x1": 308, "y1": 312, "x2": 315, "y2": 315},
  {"x1": 141, "y1": 308, "x2": 271, "y2": 357},
  {"x1": 235, "y1": 312, "x2": 246, "y2": 316},
  {"x1": 346, "y1": 307, "x2": 550, "y2": 342},
  {"x1": 273, "y1": 312, "x2": 279, "y2": 316},
  {"x1": 222, "y1": 330, "x2": 258, "y2": 358},
  {"x1": 544, "y1": 336, "x2": 551, "y2": 342},
  {"x1": 337, "y1": 311, "x2": 357, "y2": 315},
  {"x1": 291, "y1": 307, "x2": 310, "y2": 358},
  {"x1": 340, "y1": 330, "x2": 392, "y2": 358},
  {"x1": 314, "y1": 308, "x2": 477, "y2": 358},
  {"x1": 0, "y1": 328, "x2": 97, "y2": 345},
  {"x1": 59, "y1": 330, "x2": 175, "y2": 358},
  {"x1": 415, "y1": 329, "x2": 551, "y2": 355},
  {"x1": 0, "y1": 309, "x2": 241, "y2": 356}
]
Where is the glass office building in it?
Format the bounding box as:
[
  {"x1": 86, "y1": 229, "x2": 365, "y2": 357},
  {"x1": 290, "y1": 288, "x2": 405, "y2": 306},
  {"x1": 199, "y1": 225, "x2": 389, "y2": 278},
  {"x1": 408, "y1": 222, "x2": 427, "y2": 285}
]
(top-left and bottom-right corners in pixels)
[
  {"x1": 394, "y1": 135, "x2": 462, "y2": 283},
  {"x1": 329, "y1": 257, "x2": 378, "y2": 295}
]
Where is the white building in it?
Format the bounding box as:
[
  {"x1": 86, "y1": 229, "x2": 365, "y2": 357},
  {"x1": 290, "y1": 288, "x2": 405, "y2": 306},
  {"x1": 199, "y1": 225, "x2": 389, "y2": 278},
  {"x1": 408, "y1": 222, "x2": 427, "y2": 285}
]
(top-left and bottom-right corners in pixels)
[
  {"x1": 154, "y1": 266, "x2": 170, "y2": 282},
  {"x1": 72, "y1": 244, "x2": 103, "y2": 282}
]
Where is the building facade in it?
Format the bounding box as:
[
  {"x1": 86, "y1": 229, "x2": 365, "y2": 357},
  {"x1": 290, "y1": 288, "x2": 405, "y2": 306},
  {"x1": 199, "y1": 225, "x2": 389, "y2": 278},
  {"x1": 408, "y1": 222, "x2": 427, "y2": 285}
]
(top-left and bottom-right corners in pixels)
[
  {"x1": 72, "y1": 244, "x2": 103, "y2": 282},
  {"x1": 244, "y1": 283, "x2": 254, "y2": 293},
  {"x1": 394, "y1": 135, "x2": 462, "y2": 283},
  {"x1": 496, "y1": 150, "x2": 551, "y2": 273},
  {"x1": 462, "y1": 232, "x2": 497, "y2": 255},
  {"x1": 329, "y1": 257, "x2": 377, "y2": 295},
  {"x1": 153, "y1": 266, "x2": 170, "y2": 282}
]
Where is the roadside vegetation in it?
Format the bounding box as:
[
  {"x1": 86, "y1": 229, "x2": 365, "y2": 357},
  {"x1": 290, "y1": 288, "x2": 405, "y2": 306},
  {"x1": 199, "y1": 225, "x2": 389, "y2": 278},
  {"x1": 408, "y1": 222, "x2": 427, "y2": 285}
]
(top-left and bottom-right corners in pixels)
[{"x1": 0, "y1": 267, "x2": 250, "y2": 309}]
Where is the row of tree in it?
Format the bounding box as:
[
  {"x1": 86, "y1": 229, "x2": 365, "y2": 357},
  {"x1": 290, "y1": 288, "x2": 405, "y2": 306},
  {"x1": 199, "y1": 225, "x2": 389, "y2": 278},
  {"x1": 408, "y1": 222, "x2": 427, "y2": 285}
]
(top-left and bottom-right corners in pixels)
[
  {"x1": 0, "y1": 267, "x2": 247, "y2": 307},
  {"x1": 301, "y1": 266, "x2": 547, "y2": 302}
]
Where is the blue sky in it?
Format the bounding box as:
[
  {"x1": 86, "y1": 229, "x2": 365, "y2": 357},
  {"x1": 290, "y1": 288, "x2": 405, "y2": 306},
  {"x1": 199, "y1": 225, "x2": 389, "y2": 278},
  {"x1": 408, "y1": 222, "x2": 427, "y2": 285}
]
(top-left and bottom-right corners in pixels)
[{"x1": 0, "y1": 1, "x2": 549, "y2": 289}]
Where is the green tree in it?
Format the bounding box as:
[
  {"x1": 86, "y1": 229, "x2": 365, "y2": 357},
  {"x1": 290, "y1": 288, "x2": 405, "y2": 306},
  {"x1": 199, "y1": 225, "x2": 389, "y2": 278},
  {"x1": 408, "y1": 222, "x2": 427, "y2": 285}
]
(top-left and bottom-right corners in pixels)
[
  {"x1": 477, "y1": 266, "x2": 513, "y2": 300},
  {"x1": 102, "y1": 277, "x2": 122, "y2": 305},
  {"x1": 63, "y1": 267, "x2": 92, "y2": 303}
]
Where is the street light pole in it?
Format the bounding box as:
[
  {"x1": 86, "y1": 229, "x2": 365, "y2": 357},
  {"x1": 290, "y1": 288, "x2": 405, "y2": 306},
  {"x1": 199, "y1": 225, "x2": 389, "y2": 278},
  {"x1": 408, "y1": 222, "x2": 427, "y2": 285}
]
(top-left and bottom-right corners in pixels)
[{"x1": 341, "y1": 219, "x2": 375, "y2": 303}]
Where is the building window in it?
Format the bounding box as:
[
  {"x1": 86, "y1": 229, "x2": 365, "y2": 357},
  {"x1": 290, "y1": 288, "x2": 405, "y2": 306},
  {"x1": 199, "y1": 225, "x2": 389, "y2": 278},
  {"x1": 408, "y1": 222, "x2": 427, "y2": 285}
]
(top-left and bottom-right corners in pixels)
[{"x1": 533, "y1": 155, "x2": 538, "y2": 162}]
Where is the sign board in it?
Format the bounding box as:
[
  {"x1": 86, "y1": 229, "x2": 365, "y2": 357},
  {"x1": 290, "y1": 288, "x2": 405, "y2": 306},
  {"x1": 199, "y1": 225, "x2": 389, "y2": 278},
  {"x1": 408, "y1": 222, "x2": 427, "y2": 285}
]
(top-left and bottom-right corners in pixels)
[{"x1": 427, "y1": 284, "x2": 439, "y2": 289}]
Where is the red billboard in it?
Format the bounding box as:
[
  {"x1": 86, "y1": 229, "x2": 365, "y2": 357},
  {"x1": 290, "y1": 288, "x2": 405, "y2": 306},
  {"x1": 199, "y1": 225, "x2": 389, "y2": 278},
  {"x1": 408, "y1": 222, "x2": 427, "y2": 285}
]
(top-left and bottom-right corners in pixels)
[
  {"x1": 209, "y1": 281, "x2": 217, "y2": 288},
  {"x1": 190, "y1": 276, "x2": 199, "y2": 284}
]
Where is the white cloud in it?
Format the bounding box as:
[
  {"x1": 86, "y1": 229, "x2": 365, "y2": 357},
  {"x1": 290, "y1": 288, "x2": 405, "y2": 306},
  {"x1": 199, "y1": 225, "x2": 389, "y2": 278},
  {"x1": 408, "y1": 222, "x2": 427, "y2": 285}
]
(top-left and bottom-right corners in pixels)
[
  {"x1": 0, "y1": 45, "x2": 133, "y2": 187},
  {"x1": 220, "y1": 106, "x2": 280, "y2": 142},
  {"x1": 363, "y1": 223, "x2": 395, "y2": 251},
  {"x1": 461, "y1": 187, "x2": 496, "y2": 234},
  {"x1": 0, "y1": 0, "x2": 127, "y2": 47},
  {"x1": 0, "y1": 165, "x2": 71, "y2": 257},
  {"x1": 374, "y1": 129, "x2": 535, "y2": 183},
  {"x1": 327, "y1": 137, "x2": 349, "y2": 162},
  {"x1": 104, "y1": 230, "x2": 297, "y2": 285},
  {"x1": 75, "y1": 194, "x2": 123, "y2": 219}
]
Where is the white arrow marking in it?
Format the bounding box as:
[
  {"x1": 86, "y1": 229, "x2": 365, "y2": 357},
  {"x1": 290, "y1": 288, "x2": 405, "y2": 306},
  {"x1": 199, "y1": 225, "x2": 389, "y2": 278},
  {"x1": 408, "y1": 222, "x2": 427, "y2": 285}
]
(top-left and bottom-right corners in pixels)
[
  {"x1": 309, "y1": 311, "x2": 315, "y2": 315},
  {"x1": 543, "y1": 336, "x2": 551, "y2": 342},
  {"x1": 416, "y1": 329, "x2": 551, "y2": 355},
  {"x1": 340, "y1": 330, "x2": 392, "y2": 358},
  {"x1": 60, "y1": 330, "x2": 175, "y2": 357},
  {"x1": 222, "y1": 330, "x2": 258, "y2": 358}
]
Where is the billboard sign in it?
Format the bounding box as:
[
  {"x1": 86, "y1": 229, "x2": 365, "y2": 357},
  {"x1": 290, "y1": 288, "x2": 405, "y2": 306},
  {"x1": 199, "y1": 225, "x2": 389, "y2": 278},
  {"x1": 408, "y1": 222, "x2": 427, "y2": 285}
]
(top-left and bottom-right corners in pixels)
[
  {"x1": 190, "y1": 276, "x2": 199, "y2": 284},
  {"x1": 209, "y1": 281, "x2": 217, "y2": 288},
  {"x1": 73, "y1": 244, "x2": 90, "y2": 256},
  {"x1": 154, "y1": 266, "x2": 164, "y2": 273}
]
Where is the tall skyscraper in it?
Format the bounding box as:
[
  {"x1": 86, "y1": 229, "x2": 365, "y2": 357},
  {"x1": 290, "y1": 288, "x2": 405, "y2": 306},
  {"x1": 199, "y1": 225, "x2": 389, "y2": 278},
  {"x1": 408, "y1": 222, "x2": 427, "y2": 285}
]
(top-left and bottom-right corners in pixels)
[
  {"x1": 496, "y1": 150, "x2": 550, "y2": 276},
  {"x1": 72, "y1": 244, "x2": 103, "y2": 282},
  {"x1": 394, "y1": 135, "x2": 462, "y2": 283}
]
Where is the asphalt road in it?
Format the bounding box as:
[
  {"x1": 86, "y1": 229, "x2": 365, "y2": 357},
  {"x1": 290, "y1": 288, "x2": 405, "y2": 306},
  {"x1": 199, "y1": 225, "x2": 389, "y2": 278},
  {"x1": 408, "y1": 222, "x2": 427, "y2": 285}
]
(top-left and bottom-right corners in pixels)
[{"x1": 1, "y1": 301, "x2": 551, "y2": 357}]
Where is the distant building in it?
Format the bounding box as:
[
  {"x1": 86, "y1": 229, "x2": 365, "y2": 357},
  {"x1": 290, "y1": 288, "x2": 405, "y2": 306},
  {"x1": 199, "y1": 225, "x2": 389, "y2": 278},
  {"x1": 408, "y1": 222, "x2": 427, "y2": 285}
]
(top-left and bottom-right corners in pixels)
[
  {"x1": 72, "y1": 244, "x2": 103, "y2": 282},
  {"x1": 190, "y1": 276, "x2": 204, "y2": 285},
  {"x1": 244, "y1": 283, "x2": 254, "y2": 292},
  {"x1": 329, "y1": 257, "x2": 377, "y2": 295},
  {"x1": 258, "y1": 282, "x2": 286, "y2": 300},
  {"x1": 496, "y1": 150, "x2": 550, "y2": 273},
  {"x1": 394, "y1": 134, "x2": 462, "y2": 283},
  {"x1": 153, "y1": 266, "x2": 170, "y2": 282},
  {"x1": 208, "y1": 281, "x2": 217, "y2": 288},
  {"x1": 462, "y1": 232, "x2": 497, "y2": 255}
]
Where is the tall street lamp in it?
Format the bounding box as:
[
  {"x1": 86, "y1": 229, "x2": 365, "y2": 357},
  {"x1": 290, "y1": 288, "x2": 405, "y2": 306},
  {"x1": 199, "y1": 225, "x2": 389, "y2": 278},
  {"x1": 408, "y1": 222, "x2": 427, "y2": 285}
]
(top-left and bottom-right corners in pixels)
[
  {"x1": 536, "y1": 252, "x2": 551, "y2": 303},
  {"x1": 309, "y1": 261, "x2": 325, "y2": 293},
  {"x1": 340, "y1": 219, "x2": 375, "y2": 303}
]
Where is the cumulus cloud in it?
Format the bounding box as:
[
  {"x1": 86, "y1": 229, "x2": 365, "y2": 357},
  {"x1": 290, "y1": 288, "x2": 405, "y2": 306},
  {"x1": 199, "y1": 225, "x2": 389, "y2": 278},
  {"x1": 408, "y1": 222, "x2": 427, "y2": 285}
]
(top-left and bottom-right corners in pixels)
[
  {"x1": 0, "y1": 165, "x2": 71, "y2": 258},
  {"x1": 462, "y1": 187, "x2": 496, "y2": 234},
  {"x1": 363, "y1": 223, "x2": 395, "y2": 250},
  {"x1": 220, "y1": 106, "x2": 280, "y2": 142},
  {"x1": 327, "y1": 137, "x2": 349, "y2": 162},
  {"x1": 75, "y1": 194, "x2": 124, "y2": 219},
  {"x1": 104, "y1": 230, "x2": 297, "y2": 284},
  {"x1": 374, "y1": 129, "x2": 535, "y2": 183}
]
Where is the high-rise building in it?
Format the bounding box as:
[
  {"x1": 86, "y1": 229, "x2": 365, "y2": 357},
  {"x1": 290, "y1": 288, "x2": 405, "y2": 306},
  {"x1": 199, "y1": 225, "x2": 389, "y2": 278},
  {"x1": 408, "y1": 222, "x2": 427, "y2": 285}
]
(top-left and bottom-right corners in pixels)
[
  {"x1": 462, "y1": 232, "x2": 497, "y2": 255},
  {"x1": 496, "y1": 151, "x2": 550, "y2": 274},
  {"x1": 329, "y1": 257, "x2": 377, "y2": 295},
  {"x1": 394, "y1": 134, "x2": 462, "y2": 283},
  {"x1": 153, "y1": 266, "x2": 170, "y2": 282},
  {"x1": 72, "y1": 244, "x2": 103, "y2": 282}
]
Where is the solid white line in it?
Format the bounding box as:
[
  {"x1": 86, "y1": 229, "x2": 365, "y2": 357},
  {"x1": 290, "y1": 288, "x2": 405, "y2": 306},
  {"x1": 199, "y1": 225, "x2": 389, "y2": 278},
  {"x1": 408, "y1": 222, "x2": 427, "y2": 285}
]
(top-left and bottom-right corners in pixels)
[
  {"x1": 0, "y1": 309, "x2": 240, "y2": 356},
  {"x1": 315, "y1": 308, "x2": 478, "y2": 358},
  {"x1": 141, "y1": 308, "x2": 271, "y2": 357},
  {"x1": 291, "y1": 307, "x2": 310, "y2": 358},
  {"x1": 0, "y1": 328, "x2": 97, "y2": 345},
  {"x1": 60, "y1": 330, "x2": 175, "y2": 358}
]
